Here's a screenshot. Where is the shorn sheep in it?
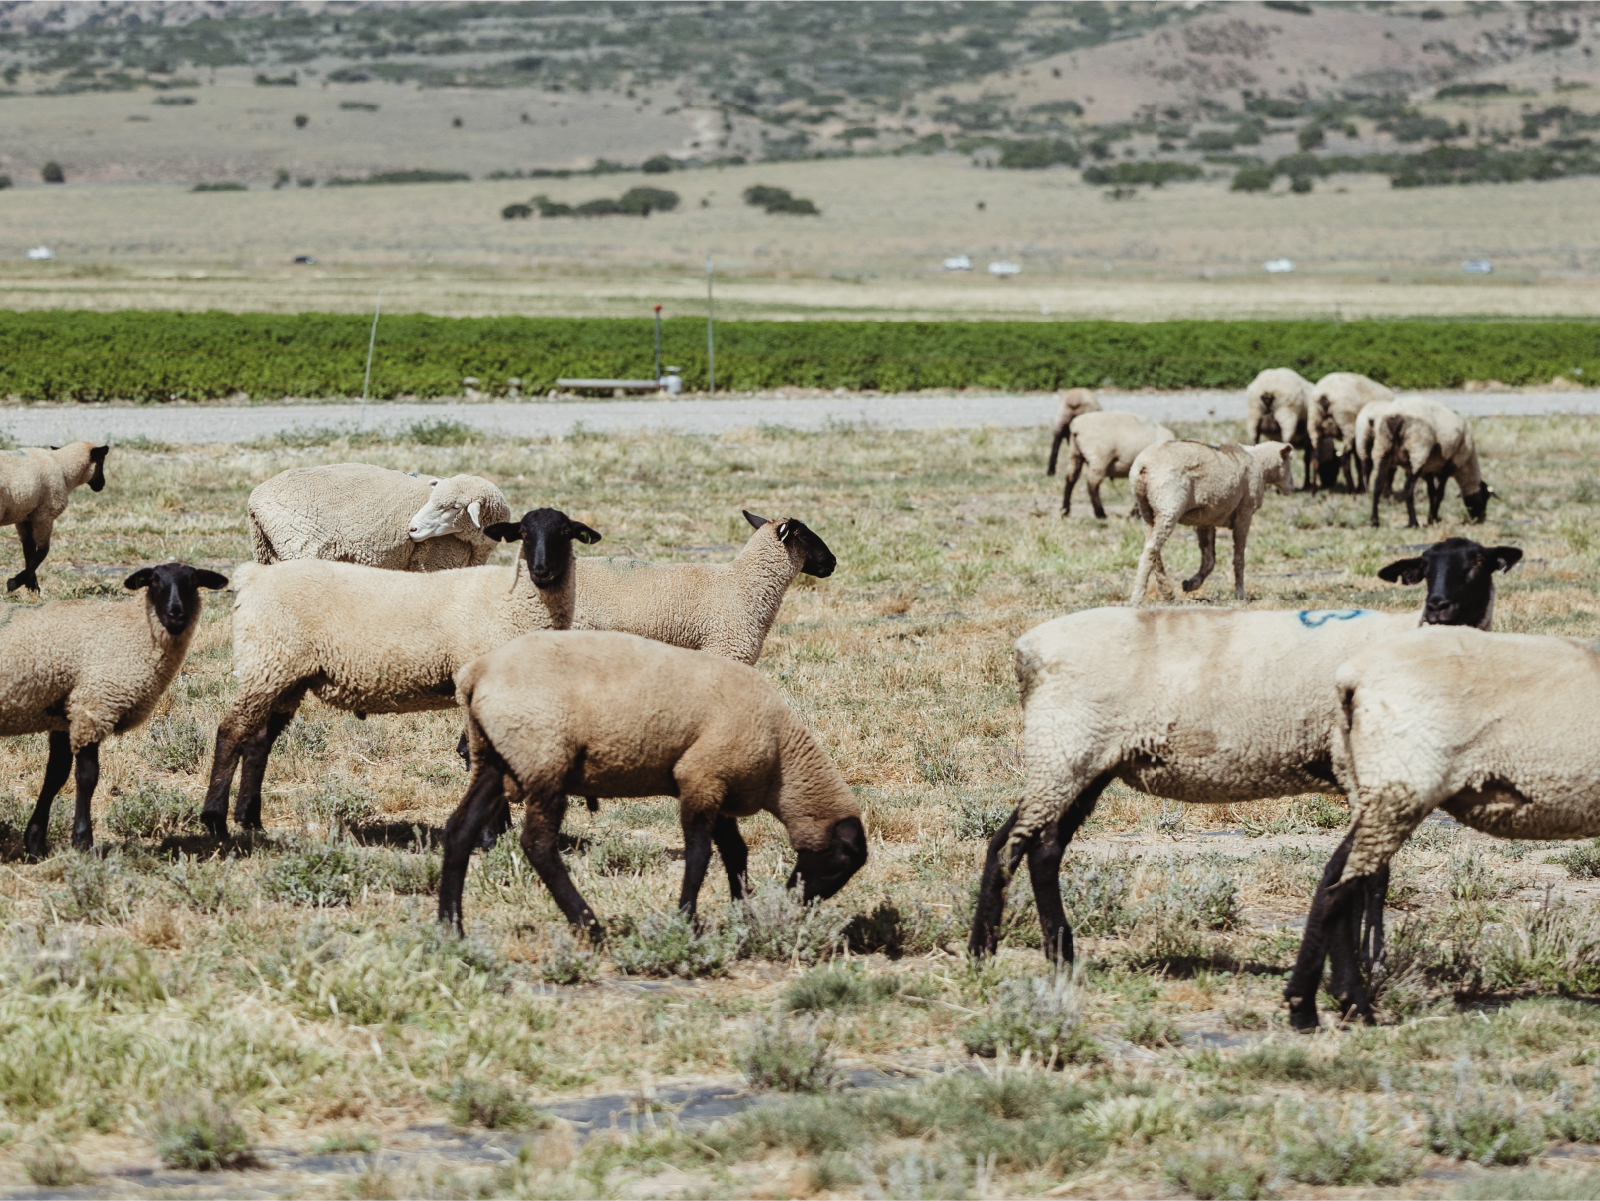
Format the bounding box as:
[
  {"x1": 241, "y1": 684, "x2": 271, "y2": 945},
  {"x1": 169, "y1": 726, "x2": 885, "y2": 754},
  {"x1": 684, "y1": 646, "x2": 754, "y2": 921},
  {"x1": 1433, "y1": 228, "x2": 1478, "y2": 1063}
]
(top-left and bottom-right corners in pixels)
[
  {"x1": 968, "y1": 537, "x2": 1522, "y2": 960},
  {"x1": 201, "y1": 508, "x2": 600, "y2": 837},
  {"x1": 1352, "y1": 398, "x2": 1399, "y2": 495},
  {"x1": 1284, "y1": 623, "x2": 1594, "y2": 1029},
  {"x1": 1057, "y1": 411, "x2": 1175, "y2": 518},
  {"x1": 1045, "y1": 388, "x2": 1102, "y2": 477},
  {"x1": 1129, "y1": 440, "x2": 1292, "y2": 604},
  {"x1": 1309, "y1": 373, "x2": 1394, "y2": 493},
  {"x1": 440, "y1": 630, "x2": 867, "y2": 937},
  {"x1": 248, "y1": 463, "x2": 511, "y2": 571},
  {"x1": 1245, "y1": 368, "x2": 1314, "y2": 489},
  {"x1": 0, "y1": 562, "x2": 228, "y2": 857},
  {"x1": 0, "y1": 442, "x2": 109, "y2": 593},
  {"x1": 1369, "y1": 397, "x2": 1494, "y2": 528}
]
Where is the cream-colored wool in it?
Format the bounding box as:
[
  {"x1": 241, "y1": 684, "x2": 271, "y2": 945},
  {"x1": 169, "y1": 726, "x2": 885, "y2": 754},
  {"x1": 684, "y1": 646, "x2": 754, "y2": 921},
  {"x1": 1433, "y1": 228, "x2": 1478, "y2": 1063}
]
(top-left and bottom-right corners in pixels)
[
  {"x1": 1352, "y1": 398, "x2": 1399, "y2": 491},
  {"x1": 1368, "y1": 397, "x2": 1490, "y2": 526},
  {"x1": 1129, "y1": 440, "x2": 1292, "y2": 604},
  {"x1": 1310, "y1": 373, "x2": 1394, "y2": 490},
  {"x1": 1045, "y1": 388, "x2": 1102, "y2": 477},
  {"x1": 0, "y1": 441, "x2": 109, "y2": 593},
  {"x1": 248, "y1": 463, "x2": 510, "y2": 571},
  {"x1": 1333, "y1": 627, "x2": 1600, "y2": 883},
  {"x1": 1244, "y1": 367, "x2": 1314, "y2": 486},
  {"x1": 1057, "y1": 410, "x2": 1175, "y2": 519}
]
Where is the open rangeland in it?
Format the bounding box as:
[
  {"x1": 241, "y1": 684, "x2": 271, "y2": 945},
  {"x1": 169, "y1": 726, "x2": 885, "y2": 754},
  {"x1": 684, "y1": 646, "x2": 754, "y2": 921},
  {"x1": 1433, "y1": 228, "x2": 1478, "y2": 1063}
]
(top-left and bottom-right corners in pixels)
[{"x1": 0, "y1": 412, "x2": 1599, "y2": 1197}]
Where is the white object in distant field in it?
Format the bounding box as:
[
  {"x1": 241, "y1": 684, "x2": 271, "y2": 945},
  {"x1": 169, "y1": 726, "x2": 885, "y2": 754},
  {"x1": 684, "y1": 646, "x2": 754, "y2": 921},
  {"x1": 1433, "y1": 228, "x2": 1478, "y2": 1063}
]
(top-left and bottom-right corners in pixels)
[
  {"x1": 26, "y1": 247, "x2": 52, "y2": 260},
  {"x1": 1462, "y1": 259, "x2": 1493, "y2": 274},
  {"x1": 1263, "y1": 258, "x2": 1294, "y2": 273},
  {"x1": 988, "y1": 260, "x2": 1021, "y2": 277},
  {"x1": 661, "y1": 367, "x2": 682, "y2": 395},
  {"x1": 943, "y1": 254, "x2": 972, "y2": 271}
]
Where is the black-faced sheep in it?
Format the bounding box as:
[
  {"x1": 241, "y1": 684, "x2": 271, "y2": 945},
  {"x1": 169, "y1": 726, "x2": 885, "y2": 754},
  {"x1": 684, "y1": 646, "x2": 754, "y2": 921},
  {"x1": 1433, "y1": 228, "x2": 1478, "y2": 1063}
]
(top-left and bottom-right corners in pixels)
[
  {"x1": 1309, "y1": 373, "x2": 1394, "y2": 493},
  {"x1": 1245, "y1": 368, "x2": 1314, "y2": 489},
  {"x1": 1369, "y1": 398, "x2": 1493, "y2": 528},
  {"x1": 0, "y1": 442, "x2": 109, "y2": 594},
  {"x1": 1045, "y1": 389, "x2": 1102, "y2": 478}
]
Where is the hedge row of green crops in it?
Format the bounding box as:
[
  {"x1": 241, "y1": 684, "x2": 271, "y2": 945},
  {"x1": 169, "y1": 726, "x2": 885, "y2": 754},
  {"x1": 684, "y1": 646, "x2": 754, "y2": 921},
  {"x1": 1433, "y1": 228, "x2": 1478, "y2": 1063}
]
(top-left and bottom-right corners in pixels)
[{"x1": 0, "y1": 311, "x2": 1595, "y2": 402}]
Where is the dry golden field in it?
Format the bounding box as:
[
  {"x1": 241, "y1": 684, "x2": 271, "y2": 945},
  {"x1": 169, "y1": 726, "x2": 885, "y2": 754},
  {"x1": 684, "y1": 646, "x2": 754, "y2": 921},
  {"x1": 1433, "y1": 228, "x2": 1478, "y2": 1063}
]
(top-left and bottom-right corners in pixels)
[{"x1": 0, "y1": 413, "x2": 1597, "y2": 1196}]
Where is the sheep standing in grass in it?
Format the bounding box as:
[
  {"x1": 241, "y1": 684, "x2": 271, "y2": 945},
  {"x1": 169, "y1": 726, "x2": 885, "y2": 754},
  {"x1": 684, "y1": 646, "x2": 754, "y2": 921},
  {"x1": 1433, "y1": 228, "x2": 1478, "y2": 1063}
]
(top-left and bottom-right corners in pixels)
[
  {"x1": 1352, "y1": 398, "x2": 1399, "y2": 494},
  {"x1": 248, "y1": 463, "x2": 510, "y2": 571},
  {"x1": 0, "y1": 563, "x2": 228, "y2": 857},
  {"x1": 1309, "y1": 373, "x2": 1394, "y2": 493},
  {"x1": 1045, "y1": 389, "x2": 1102, "y2": 477},
  {"x1": 1245, "y1": 368, "x2": 1314, "y2": 489},
  {"x1": 1057, "y1": 411, "x2": 1175, "y2": 518},
  {"x1": 0, "y1": 442, "x2": 109, "y2": 593},
  {"x1": 968, "y1": 537, "x2": 1521, "y2": 961},
  {"x1": 1369, "y1": 397, "x2": 1493, "y2": 528},
  {"x1": 201, "y1": 508, "x2": 599, "y2": 837},
  {"x1": 1128, "y1": 440, "x2": 1292, "y2": 604},
  {"x1": 440, "y1": 630, "x2": 867, "y2": 937},
  {"x1": 1285, "y1": 624, "x2": 1597, "y2": 1029}
]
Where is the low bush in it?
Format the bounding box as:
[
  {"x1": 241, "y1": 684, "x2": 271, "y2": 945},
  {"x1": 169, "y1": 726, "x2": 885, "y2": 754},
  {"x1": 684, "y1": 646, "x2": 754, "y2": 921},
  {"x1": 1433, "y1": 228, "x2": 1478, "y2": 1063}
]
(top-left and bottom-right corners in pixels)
[
  {"x1": 743, "y1": 184, "x2": 819, "y2": 214},
  {"x1": 41, "y1": 161, "x2": 64, "y2": 184},
  {"x1": 1553, "y1": 838, "x2": 1600, "y2": 878},
  {"x1": 106, "y1": 781, "x2": 201, "y2": 841},
  {"x1": 191, "y1": 182, "x2": 247, "y2": 192},
  {"x1": 736, "y1": 878, "x2": 847, "y2": 965},
  {"x1": 611, "y1": 910, "x2": 740, "y2": 978},
  {"x1": 440, "y1": 1078, "x2": 546, "y2": 1130},
  {"x1": 946, "y1": 793, "x2": 1011, "y2": 841},
  {"x1": 1165, "y1": 1141, "x2": 1274, "y2": 1200},
  {"x1": 297, "y1": 780, "x2": 378, "y2": 837},
  {"x1": 961, "y1": 970, "x2": 1101, "y2": 1064},
  {"x1": 1276, "y1": 1100, "x2": 1420, "y2": 1185},
  {"x1": 783, "y1": 963, "x2": 902, "y2": 1011},
  {"x1": 739, "y1": 1012, "x2": 844, "y2": 1093},
  {"x1": 23, "y1": 1146, "x2": 93, "y2": 1186},
  {"x1": 141, "y1": 713, "x2": 211, "y2": 774},
  {"x1": 151, "y1": 1094, "x2": 256, "y2": 1170},
  {"x1": 539, "y1": 927, "x2": 600, "y2": 985},
  {"x1": 1427, "y1": 1063, "x2": 1544, "y2": 1166}
]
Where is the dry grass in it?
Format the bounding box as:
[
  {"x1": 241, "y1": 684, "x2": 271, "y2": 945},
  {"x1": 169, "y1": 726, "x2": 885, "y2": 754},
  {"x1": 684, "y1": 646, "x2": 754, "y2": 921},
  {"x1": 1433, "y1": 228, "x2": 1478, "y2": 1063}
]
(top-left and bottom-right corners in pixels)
[{"x1": 0, "y1": 412, "x2": 1596, "y2": 1194}]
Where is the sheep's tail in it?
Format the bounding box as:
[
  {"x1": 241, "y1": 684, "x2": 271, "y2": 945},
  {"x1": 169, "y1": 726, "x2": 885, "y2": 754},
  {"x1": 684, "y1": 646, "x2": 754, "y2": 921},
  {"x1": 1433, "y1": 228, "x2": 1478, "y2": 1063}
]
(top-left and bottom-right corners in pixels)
[
  {"x1": 1046, "y1": 426, "x2": 1066, "y2": 476},
  {"x1": 230, "y1": 561, "x2": 267, "y2": 594},
  {"x1": 247, "y1": 511, "x2": 278, "y2": 564}
]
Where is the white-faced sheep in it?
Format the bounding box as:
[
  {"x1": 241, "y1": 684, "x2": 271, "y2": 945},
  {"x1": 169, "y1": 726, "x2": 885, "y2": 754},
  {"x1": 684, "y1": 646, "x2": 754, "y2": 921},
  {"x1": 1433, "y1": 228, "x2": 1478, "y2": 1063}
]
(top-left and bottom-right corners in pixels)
[
  {"x1": 248, "y1": 463, "x2": 511, "y2": 571},
  {"x1": 1129, "y1": 440, "x2": 1293, "y2": 604},
  {"x1": 440, "y1": 630, "x2": 867, "y2": 937},
  {"x1": 1057, "y1": 411, "x2": 1175, "y2": 518},
  {"x1": 968, "y1": 537, "x2": 1522, "y2": 960},
  {"x1": 1368, "y1": 397, "x2": 1493, "y2": 528},
  {"x1": 200, "y1": 508, "x2": 599, "y2": 837},
  {"x1": 1045, "y1": 388, "x2": 1102, "y2": 477},
  {"x1": 1309, "y1": 373, "x2": 1394, "y2": 493},
  {"x1": 1352, "y1": 398, "x2": 1399, "y2": 495},
  {"x1": 0, "y1": 563, "x2": 228, "y2": 856},
  {"x1": 1285, "y1": 622, "x2": 1594, "y2": 1029},
  {"x1": 1245, "y1": 368, "x2": 1315, "y2": 489},
  {"x1": 0, "y1": 442, "x2": 109, "y2": 594}
]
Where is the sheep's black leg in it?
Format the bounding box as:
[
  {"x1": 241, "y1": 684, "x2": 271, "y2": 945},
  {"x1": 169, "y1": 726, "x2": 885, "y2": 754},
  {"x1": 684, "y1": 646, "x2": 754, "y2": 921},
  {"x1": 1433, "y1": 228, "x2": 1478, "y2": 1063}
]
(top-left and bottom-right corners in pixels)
[
  {"x1": 1369, "y1": 461, "x2": 1393, "y2": 527},
  {"x1": 521, "y1": 793, "x2": 602, "y2": 940},
  {"x1": 1088, "y1": 475, "x2": 1108, "y2": 521},
  {"x1": 969, "y1": 808, "x2": 1029, "y2": 957},
  {"x1": 455, "y1": 728, "x2": 470, "y2": 767},
  {"x1": 1062, "y1": 462, "x2": 1081, "y2": 516},
  {"x1": 70, "y1": 742, "x2": 99, "y2": 852},
  {"x1": 1425, "y1": 475, "x2": 1446, "y2": 525},
  {"x1": 201, "y1": 728, "x2": 249, "y2": 838},
  {"x1": 439, "y1": 760, "x2": 512, "y2": 934},
  {"x1": 711, "y1": 814, "x2": 749, "y2": 901},
  {"x1": 23, "y1": 731, "x2": 72, "y2": 859},
  {"x1": 678, "y1": 811, "x2": 718, "y2": 919},
  {"x1": 1182, "y1": 526, "x2": 1216, "y2": 593},
  {"x1": 456, "y1": 727, "x2": 515, "y2": 849},
  {"x1": 1340, "y1": 449, "x2": 1356, "y2": 493},
  {"x1": 7, "y1": 521, "x2": 43, "y2": 594},
  {"x1": 1026, "y1": 774, "x2": 1112, "y2": 964},
  {"x1": 1285, "y1": 829, "x2": 1358, "y2": 1030},
  {"x1": 1401, "y1": 469, "x2": 1422, "y2": 528},
  {"x1": 1046, "y1": 430, "x2": 1066, "y2": 477},
  {"x1": 233, "y1": 710, "x2": 296, "y2": 831},
  {"x1": 1301, "y1": 443, "x2": 1315, "y2": 491}
]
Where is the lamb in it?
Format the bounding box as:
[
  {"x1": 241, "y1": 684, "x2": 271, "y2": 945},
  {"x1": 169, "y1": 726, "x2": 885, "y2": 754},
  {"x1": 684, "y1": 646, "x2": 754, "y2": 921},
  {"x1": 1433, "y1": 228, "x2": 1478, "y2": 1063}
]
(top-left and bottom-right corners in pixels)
[
  {"x1": 1245, "y1": 368, "x2": 1315, "y2": 489},
  {"x1": 1351, "y1": 398, "x2": 1398, "y2": 495},
  {"x1": 1128, "y1": 440, "x2": 1293, "y2": 604},
  {"x1": 440, "y1": 630, "x2": 867, "y2": 937},
  {"x1": 1056, "y1": 411, "x2": 1175, "y2": 518},
  {"x1": 1309, "y1": 373, "x2": 1394, "y2": 493},
  {"x1": 1045, "y1": 388, "x2": 1102, "y2": 478},
  {"x1": 1284, "y1": 624, "x2": 1598, "y2": 1029},
  {"x1": 967, "y1": 537, "x2": 1522, "y2": 961},
  {"x1": 0, "y1": 442, "x2": 110, "y2": 593},
  {"x1": 1368, "y1": 397, "x2": 1493, "y2": 528},
  {"x1": 0, "y1": 562, "x2": 228, "y2": 857},
  {"x1": 200, "y1": 508, "x2": 600, "y2": 837},
  {"x1": 248, "y1": 463, "x2": 511, "y2": 571}
]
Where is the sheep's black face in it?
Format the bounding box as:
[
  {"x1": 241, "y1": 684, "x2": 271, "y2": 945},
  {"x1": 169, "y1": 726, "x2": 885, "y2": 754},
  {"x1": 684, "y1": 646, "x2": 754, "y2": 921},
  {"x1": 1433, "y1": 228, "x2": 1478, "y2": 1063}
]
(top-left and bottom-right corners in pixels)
[
  {"x1": 1377, "y1": 537, "x2": 1521, "y2": 628},
  {"x1": 126, "y1": 562, "x2": 229, "y2": 637},
  {"x1": 743, "y1": 510, "x2": 837, "y2": 578},
  {"x1": 787, "y1": 816, "x2": 866, "y2": 902},
  {"x1": 484, "y1": 508, "x2": 601, "y2": 590},
  {"x1": 88, "y1": 445, "x2": 109, "y2": 492},
  {"x1": 1462, "y1": 483, "x2": 1494, "y2": 524}
]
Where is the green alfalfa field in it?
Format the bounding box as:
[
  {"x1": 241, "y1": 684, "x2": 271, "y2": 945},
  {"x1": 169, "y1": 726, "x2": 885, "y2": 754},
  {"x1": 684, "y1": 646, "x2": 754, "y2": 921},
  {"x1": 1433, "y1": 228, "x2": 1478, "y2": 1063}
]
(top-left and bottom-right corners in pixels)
[{"x1": 0, "y1": 411, "x2": 1599, "y2": 1197}]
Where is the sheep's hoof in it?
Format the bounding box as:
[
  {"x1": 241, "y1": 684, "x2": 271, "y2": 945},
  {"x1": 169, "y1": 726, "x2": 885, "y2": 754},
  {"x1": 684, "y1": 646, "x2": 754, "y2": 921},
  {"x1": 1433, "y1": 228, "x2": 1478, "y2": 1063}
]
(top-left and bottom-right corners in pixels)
[
  {"x1": 199, "y1": 811, "x2": 229, "y2": 839},
  {"x1": 22, "y1": 828, "x2": 47, "y2": 862},
  {"x1": 1181, "y1": 577, "x2": 1203, "y2": 593},
  {"x1": 6, "y1": 573, "x2": 36, "y2": 594}
]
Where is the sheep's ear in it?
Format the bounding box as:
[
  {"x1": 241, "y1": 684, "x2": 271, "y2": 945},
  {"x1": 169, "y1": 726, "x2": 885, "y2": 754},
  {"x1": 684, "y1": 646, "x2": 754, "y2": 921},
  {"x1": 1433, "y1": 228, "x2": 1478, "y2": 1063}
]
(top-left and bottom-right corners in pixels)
[
  {"x1": 90, "y1": 445, "x2": 109, "y2": 463},
  {"x1": 124, "y1": 568, "x2": 154, "y2": 591},
  {"x1": 743, "y1": 510, "x2": 769, "y2": 531},
  {"x1": 484, "y1": 522, "x2": 522, "y2": 543},
  {"x1": 1490, "y1": 546, "x2": 1523, "y2": 572},
  {"x1": 567, "y1": 521, "x2": 602, "y2": 545},
  {"x1": 775, "y1": 520, "x2": 793, "y2": 543},
  {"x1": 466, "y1": 500, "x2": 482, "y2": 528},
  {"x1": 1377, "y1": 557, "x2": 1426, "y2": 586},
  {"x1": 195, "y1": 569, "x2": 229, "y2": 590},
  {"x1": 429, "y1": 479, "x2": 439, "y2": 488}
]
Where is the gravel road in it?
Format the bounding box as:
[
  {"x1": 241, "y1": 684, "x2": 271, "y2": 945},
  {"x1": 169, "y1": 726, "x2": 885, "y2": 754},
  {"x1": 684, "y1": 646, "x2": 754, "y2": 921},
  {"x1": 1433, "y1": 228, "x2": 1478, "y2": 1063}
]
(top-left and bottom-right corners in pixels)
[{"x1": 1, "y1": 390, "x2": 1595, "y2": 446}]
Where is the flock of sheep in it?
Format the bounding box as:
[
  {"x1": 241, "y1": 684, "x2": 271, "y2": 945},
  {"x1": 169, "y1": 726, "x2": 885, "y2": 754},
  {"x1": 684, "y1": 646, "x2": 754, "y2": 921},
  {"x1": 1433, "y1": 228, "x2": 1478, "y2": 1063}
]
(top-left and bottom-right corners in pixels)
[{"x1": 0, "y1": 382, "x2": 1590, "y2": 1031}]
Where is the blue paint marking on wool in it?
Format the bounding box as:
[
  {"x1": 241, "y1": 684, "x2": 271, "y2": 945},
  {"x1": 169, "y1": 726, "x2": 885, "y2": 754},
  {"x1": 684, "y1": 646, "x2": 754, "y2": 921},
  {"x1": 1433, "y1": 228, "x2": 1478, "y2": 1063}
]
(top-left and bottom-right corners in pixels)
[{"x1": 1297, "y1": 609, "x2": 1372, "y2": 628}]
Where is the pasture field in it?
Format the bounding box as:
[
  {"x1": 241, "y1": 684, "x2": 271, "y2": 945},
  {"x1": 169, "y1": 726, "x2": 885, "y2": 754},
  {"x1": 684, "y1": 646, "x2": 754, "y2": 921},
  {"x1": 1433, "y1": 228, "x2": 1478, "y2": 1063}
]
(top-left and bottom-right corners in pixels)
[{"x1": 0, "y1": 413, "x2": 1599, "y2": 1197}]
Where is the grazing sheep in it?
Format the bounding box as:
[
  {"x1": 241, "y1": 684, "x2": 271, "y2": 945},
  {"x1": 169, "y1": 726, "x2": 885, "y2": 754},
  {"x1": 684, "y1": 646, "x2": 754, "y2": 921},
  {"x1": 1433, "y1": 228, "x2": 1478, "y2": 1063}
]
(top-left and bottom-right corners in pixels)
[
  {"x1": 200, "y1": 508, "x2": 600, "y2": 837},
  {"x1": 1351, "y1": 398, "x2": 1398, "y2": 495},
  {"x1": 440, "y1": 630, "x2": 867, "y2": 937},
  {"x1": 1129, "y1": 440, "x2": 1293, "y2": 604},
  {"x1": 1245, "y1": 368, "x2": 1315, "y2": 489},
  {"x1": 1045, "y1": 388, "x2": 1102, "y2": 477},
  {"x1": 968, "y1": 537, "x2": 1521, "y2": 961},
  {"x1": 1058, "y1": 411, "x2": 1175, "y2": 518},
  {"x1": 248, "y1": 463, "x2": 511, "y2": 571},
  {"x1": 1285, "y1": 623, "x2": 1593, "y2": 1029},
  {"x1": 1309, "y1": 373, "x2": 1394, "y2": 493},
  {"x1": 0, "y1": 563, "x2": 228, "y2": 857},
  {"x1": 0, "y1": 442, "x2": 109, "y2": 593},
  {"x1": 1368, "y1": 397, "x2": 1493, "y2": 528}
]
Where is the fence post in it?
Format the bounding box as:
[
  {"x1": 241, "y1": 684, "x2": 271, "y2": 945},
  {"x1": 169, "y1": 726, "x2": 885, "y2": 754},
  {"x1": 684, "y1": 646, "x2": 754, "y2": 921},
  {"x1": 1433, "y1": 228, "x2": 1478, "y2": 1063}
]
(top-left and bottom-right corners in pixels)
[{"x1": 706, "y1": 255, "x2": 715, "y2": 394}]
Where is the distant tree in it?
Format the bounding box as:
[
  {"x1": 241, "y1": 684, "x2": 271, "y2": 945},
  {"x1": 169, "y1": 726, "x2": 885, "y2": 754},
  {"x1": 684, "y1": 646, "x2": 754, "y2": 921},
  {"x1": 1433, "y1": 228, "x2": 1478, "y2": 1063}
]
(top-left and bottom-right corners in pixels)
[
  {"x1": 501, "y1": 203, "x2": 533, "y2": 219},
  {"x1": 1290, "y1": 174, "x2": 1314, "y2": 194},
  {"x1": 41, "y1": 161, "x2": 64, "y2": 184},
  {"x1": 641, "y1": 154, "x2": 674, "y2": 174},
  {"x1": 273, "y1": 168, "x2": 290, "y2": 190},
  {"x1": 618, "y1": 186, "x2": 680, "y2": 215},
  {"x1": 1231, "y1": 167, "x2": 1273, "y2": 193},
  {"x1": 293, "y1": 113, "x2": 309, "y2": 129},
  {"x1": 0, "y1": 174, "x2": 11, "y2": 190},
  {"x1": 1297, "y1": 123, "x2": 1326, "y2": 151},
  {"x1": 452, "y1": 116, "x2": 463, "y2": 128}
]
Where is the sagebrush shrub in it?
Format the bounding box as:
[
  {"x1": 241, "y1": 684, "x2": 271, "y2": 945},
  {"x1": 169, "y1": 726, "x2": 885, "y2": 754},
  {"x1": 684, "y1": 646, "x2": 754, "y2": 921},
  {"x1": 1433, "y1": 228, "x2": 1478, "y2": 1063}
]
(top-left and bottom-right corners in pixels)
[
  {"x1": 152, "y1": 1094, "x2": 255, "y2": 1170},
  {"x1": 441, "y1": 1078, "x2": 545, "y2": 1130},
  {"x1": 611, "y1": 910, "x2": 739, "y2": 978},
  {"x1": 107, "y1": 781, "x2": 201, "y2": 841},
  {"x1": 739, "y1": 1012, "x2": 844, "y2": 1093},
  {"x1": 142, "y1": 713, "x2": 210, "y2": 774},
  {"x1": 961, "y1": 970, "x2": 1101, "y2": 1064},
  {"x1": 737, "y1": 879, "x2": 847, "y2": 965}
]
